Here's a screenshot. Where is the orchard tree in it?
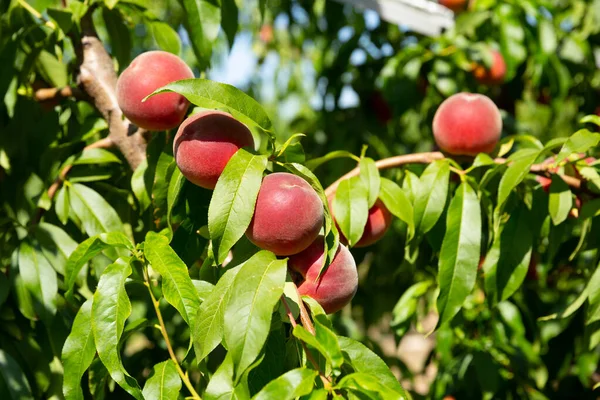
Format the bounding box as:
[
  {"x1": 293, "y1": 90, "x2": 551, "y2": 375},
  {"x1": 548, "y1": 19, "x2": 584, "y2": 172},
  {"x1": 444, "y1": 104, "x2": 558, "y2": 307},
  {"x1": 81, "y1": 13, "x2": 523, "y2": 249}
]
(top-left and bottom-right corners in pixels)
[{"x1": 0, "y1": 1, "x2": 600, "y2": 400}]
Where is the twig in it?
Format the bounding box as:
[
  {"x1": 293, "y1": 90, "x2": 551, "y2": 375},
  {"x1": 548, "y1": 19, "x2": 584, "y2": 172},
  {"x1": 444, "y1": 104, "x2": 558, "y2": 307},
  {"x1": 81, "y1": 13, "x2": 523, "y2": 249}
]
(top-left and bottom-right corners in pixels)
[
  {"x1": 34, "y1": 86, "x2": 86, "y2": 102},
  {"x1": 292, "y1": 283, "x2": 316, "y2": 336},
  {"x1": 144, "y1": 271, "x2": 202, "y2": 400}
]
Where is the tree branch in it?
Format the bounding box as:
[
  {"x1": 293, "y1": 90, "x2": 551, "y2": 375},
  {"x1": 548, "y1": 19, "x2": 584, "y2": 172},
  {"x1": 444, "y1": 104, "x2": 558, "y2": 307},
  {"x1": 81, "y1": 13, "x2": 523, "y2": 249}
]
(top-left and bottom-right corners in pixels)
[{"x1": 34, "y1": 86, "x2": 86, "y2": 102}]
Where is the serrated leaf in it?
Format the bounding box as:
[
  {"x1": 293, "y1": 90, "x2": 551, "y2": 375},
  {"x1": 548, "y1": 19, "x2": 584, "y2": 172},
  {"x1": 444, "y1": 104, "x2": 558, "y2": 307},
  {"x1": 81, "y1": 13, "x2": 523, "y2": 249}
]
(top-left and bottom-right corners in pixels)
[
  {"x1": 359, "y1": 158, "x2": 380, "y2": 208},
  {"x1": 333, "y1": 177, "x2": 369, "y2": 247},
  {"x1": 193, "y1": 265, "x2": 242, "y2": 363},
  {"x1": 72, "y1": 148, "x2": 121, "y2": 165},
  {"x1": 548, "y1": 175, "x2": 572, "y2": 225},
  {"x1": 293, "y1": 318, "x2": 344, "y2": 370},
  {"x1": 0, "y1": 349, "x2": 33, "y2": 399},
  {"x1": 142, "y1": 360, "x2": 181, "y2": 400},
  {"x1": 556, "y1": 129, "x2": 600, "y2": 163},
  {"x1": 497, "y1": 149, "x2": 540, "y2": 208},
  {"x1": 436, "y1": 182, "x2": 481, "y2": 326},
  {"x1": 147, "y1": 79, "x2": 272, "y2": 133},
  {"x1": 338, "y1": 337, "x2": 406, "y2": 395},
  {"x1": 252, "y1": 368, "x2": 317, "y2": 400},
  {"x1": 305, "y1": 150, "x2": 358, "y2": 171},
  {"x1": 18, "y1": 241, "x2": 57, "y2": 324},
  {"x1": 178, "y1": 0, "x2": 220, "y2": 69},
  {"x1": 65, "y1": 232, "x2": 134, "y2": 297},
  {"x1": 336, "y1": 373, "x2": 405, "y2": 400},
  {"x1": 55, "y1": 185, "x2": 69, "y2": 225},
  {"x1": 35, "y1": 222, "x2": 78, "y2": 276},
  {"x1": 62, "y1": 299, "x2": 96, "y2": 400},
  {"x1": 91, "y1": 258, "x2": 143, "y2": 399},
  {"x1": 151, "y1": 21, "x2": 181, "y2": 55},
  {"x1": 379, "y1": 178, "x2": 414, "y2": 237},
  {"x1": 587, "y1": 264, "x2": 600, "y2": 324},
  {"x1": 413, "y1": 160, "x2": 450, "y2": 236},
  {"x1": 69, "y1": 183, "x2": 124, "y2": 236},
  {"x1": 224, "y1": 251, "x2": 287, "y2": 378},
  {"x1": 208, "y1": 149, "x2": 267, "y2": 263},
  {"x1": 144, "y1": 232, "x2": 200, "y2": 327}
]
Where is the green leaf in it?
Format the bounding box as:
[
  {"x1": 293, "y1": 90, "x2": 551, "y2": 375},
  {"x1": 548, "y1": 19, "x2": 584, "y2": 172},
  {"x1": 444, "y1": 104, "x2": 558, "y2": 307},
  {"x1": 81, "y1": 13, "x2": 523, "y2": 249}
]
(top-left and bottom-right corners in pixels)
[
  {"x1": 305, "y1": 150, "x2": 359, "y2": 171},
  {"x1": 193, "y1": 265, "x2": 242, "y2": 363},
  {"x1": 72, "y1": 148, "x2": 121, "y2": 165},
  {"x1": 35, "y1": 222, "x2": 78, "y2": 276},
  {"x1": 224, "y1": 251, "x2": 287, "y2": 378},
  {"x1": 548, "y1": 175, "x2": 573, "y2": 225},
  {"x1": 47, "y1": 7, "x2": 74, "y2": 33},
  {"x1": 555, "y1": 129, "x2": 600, "y2": 163},
  {"x1": 104, "y1": 0, "x2": 119, "y2": 9},
  {"x1": 208, "y1": 149, "x2": 267, "y2": 263},
  {"x1": 62, "y1": 299, "x2": 96, "y2": 400},
  {"x1": 483, "y1": 204, "x2": 532, "y2": 304},
  {"x1": 336, "y1": 373, "x2": 405, "y2": 400},
  {"x1": 252, "y1": 368, "x2": 317, "y2": 400},
  {"x1": 151, "y1": 21, "x2": 181, "y2": 55},
  {"x1": 539, "y1": 19, "x2": 557, "y2": 55},
  {"x1": 18, "y1": 241, "x2": 57, "y2": 324},
  {"x1": 69, "y1": 183, "x2": 124, "y2": 237},
  {"x1": 391, "y1": 281, "x2": 432, "y2": 334},
  {"x1": 587, "y1": 264, "x2": 600, "y2": 324},
  {"x1": 167, "y1": 167, "x2": 186, "y2": 233},
  {"x1": 144, "y1": 232, "x2": 201, "y2": 327},
  {"x1": 338, "y1": 337, "x2": 406, "y2": 395},
  {"x1": 148, "y1": 79, "x2": 272, "y2": 133},
  {"x1": 178, "y1": 0, "x2": 220, "y2": 68},
  {"x1": 581, "y1": 115, "x2": 600, "y2": 127},
  {"x1": 142, "y1": 360, "x2": 182, "y2": 400},
  {"x1": 37, "y1": 50, "x2": 68, "y2": 88},
  {"x1": 0, "y1": 349, "x2": 33, "y2": 400},
  {"x1": 379, "y1": 178, "x2": 414, "y2": 237},
  {"x1": 192, "y1": 279, "x2": 215, "y2": 302},
  {"x1": 413, "y1": 160, "x2": 450, "y2": 236},
  {"x1": 497, "y1": 149, "x2": 540, "y2": 208},
  {"x1": 293, "y1": 318, "x2": 344, "y2": 370},
  {"x1": 538, "y1": 286, "x2": 589, "y2": 321},
  {"x1": 55, "y1": 185, "x2": 69, "y2": 225},
  {"x1": 91, "y1": 258, "x2": 143, "y2": 399},
  {"x1": 221, "y1": 0, "x2": 239, "y2": 47},
  {"x1": 102, "y1": 7, "x2": 132, "y2": 70},
  {"x1": 359, "y1": 158, "x2": 380, "y2": 208},
  {"x1": 333, "y1": 177, "x2": 369, "y2": 247},
  {"x1": 436, "y1": 182, "x2": 481, "y2": 326},
  {"x1": 204, "y1": 353, "x2": 249, "y2": 400},
  {"x1": 131, "y1": 159, "x2": 151, "y2": 212},
  {"x1": 64, "y1": 232, "x2": 134, "y2": 297}
]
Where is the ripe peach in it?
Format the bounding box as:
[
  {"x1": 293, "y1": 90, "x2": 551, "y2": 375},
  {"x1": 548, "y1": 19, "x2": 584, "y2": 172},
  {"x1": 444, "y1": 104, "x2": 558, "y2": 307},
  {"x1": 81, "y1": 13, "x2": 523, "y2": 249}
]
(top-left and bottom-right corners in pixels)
[
  {"x1": 439, "y1": 0, "x2": 467, "y2": 13},
  {"x1": 288, "y1": 236, "x2": 358, "y2": 314},
  {"x1": 328, "y1": 194, "x2": 392, "y2": 247},
  {"x1": 247, "y1": 173, "x2": 324, "y2": 256},
  {"x1": 116, "y1": 51, "x2": 194, "y2": 131},
  {"x1": 473, "y1": 49, "x2": 506, "y2": 85},
  {"x1": 432, "y1": 92, "x2": 502, "y2": 156},
  {"x1": 173, "y1": 110, "x2": 254, "y2": 189}
]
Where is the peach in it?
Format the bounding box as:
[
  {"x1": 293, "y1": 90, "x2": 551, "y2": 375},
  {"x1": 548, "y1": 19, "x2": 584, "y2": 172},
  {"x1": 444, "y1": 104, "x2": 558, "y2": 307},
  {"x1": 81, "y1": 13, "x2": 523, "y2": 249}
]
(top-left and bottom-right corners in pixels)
[
  {"x1": 116, "y1": 51, "x2": 194, "y2": 131},
  {"x1": 173, "y1": 110, "x2": 254, "y2": 189},
  {"x1": 246, "y1": 173, "x2": 324, "y2": 256},
  {"x1": 439, "y1": 0, "x2": 467, "y2": 13},
  {"x1": 288, "y1": 236, "x2": 358, "y2": 314},
  {"x1": 473, "y1": 50, "x2": 506, "y2": 85},
  {"x1": 432, "y1": 92, "x2": 502, "y2": 156},
  {"x1": 328, "y1": 194, "x2": 392, "y2": 247}
]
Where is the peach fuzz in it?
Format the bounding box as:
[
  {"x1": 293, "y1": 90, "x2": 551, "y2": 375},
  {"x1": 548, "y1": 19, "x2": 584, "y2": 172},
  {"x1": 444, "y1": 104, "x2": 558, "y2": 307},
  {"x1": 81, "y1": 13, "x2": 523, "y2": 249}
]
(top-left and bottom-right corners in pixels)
[
  {"x1": 288, "y1": 236, "x2": 358, "y2": 314},
  {"x1": 173, "y1": 110, "x2": 254, "y2": 189},
  {"x1": 116, "y1": 51, "x2": 194, "y2": 131},
  {"x1": 432, "y1": 92, "x2": 502, "y2": 156},
  {"x1": 246, "y1": 173, "x2": 324, "y2": 256}
]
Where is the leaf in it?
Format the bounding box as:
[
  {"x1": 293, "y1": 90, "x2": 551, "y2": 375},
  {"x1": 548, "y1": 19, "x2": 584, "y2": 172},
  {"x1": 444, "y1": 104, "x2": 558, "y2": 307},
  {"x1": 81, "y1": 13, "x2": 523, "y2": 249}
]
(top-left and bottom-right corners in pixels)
[
  {"x1": 18, "y1": 241, "x2": 57, "y2": 324},
  {"x1": 548, "y1": 175, "x2": 572, "y2": 225},
  {"x1": 224, "y1": 251, "x2": 287, "y2": 378},
  {"x1": 36, "y1": 50, "x2": 68, "y2": 88},
  {"x1": 208, "y1": 149, "x2": 267, "y2": 263},
  {"x1": 204, "y1": 353, "x2": 246, "y2": 400},
  {"x1": 292, "y1": 318, "x2": 344, "y2": 370},
  {"x1": 69, "y1": 183, "x2": 124, "y2": 237},
  {"x1": 72, "y1": 148, "x2": 121, "y2": 165},
  {"x1": 359, "y1": 158, "x2": 380, "y2": 208},
  {"x1": 91, "y1": 258, "x2": 143, "y2": 399},
  {"x1": 252, "y1": 368, "x2": 317, "y2": 400},
  {"x1": 587, "y1": 264, "x2": 600, "y2": 324},
  {"x1": 538, "y1": 287, "x2": 588, "y2": 321},
  {"x1": 221, "y1": 0, "x2": 239, "y2": 47},
  {"x1": 413, "y1": 160, "x2": 450, "y2": 236},
  {"x1": 167, "y1": 167, "x2": 186, "y2": 232},
  {"x1": 178, "y1": 0, "x2": 220, "y2": 68},
  {"x1": 391, "y1": 281, "x2": 432, "y2": 333},
  {"x1": 333, "y1": 177, "x2": 369, "y2": 247},
  {"x1": 151, "y1": 21, "x2": 182, "y2": 55},
  {"x1": 581, "y1": 114, "x2": 600, "y2": 127},
  {"x1": 0, "y1": 349, "x2": 33, "y2": 400},
  {"x1": 379, "y1": 178, "x2": 414, "y2": 237},
  {"x1": 555, "y1": 129, "x2": 600, "y2": 163},
  {"x1": 55, "y1": 185, "x2": 69, "y2": 225},
  {"x1": 35, "y1": 222, "x2": 78, "y2": 276},
  {"x1": 497, "y1": 149, "x2": 540, "y2": 208},
  {"x1": 336, "y1": 373, "x2": 405, "y2": 400},
  {"x1": 102, "y1": 7, "x2": 132, "y2": 69},
  {"x1": 539, "y1": 19, "x2": 557, "y2": 55},
  {"x1": 142, "y1": 360, "x2": 182, "y2": 400},
  {"x1": 147, "y1": 79, "x2": 272, "y2": 133},
  {"x1": 193, "y1": 265, "x2": 242, "y2": 363},
  {"x1": 305, "y1": 150, "x2": 359, "y2": 171},
  {"x1": 64, "y1": 232, "x2": 134, "y2": 297},
  {"x1": 62, "y1": 299, "x2": 96, "y2": 400},
  {"x1": 483, "y1": 204, "x2": 532, "y2": 304},
  {"x1": 144, "y1": 232, "x2": 201, "y2": 327},
  {"x1": 192, "y1": 279, "x2": 215, "y2": 302},
  {"x1": 338, "y1": 337, "x2": 406, "y2": 395}
]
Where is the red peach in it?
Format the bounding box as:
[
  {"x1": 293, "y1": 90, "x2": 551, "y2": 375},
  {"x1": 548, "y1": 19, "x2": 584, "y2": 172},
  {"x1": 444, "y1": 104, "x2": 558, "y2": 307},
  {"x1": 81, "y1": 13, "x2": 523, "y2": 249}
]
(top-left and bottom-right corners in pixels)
[
  {"x1": 173, "y1": 110, "x2": 254, "y2": 189},
  {"x1": 288, "y1": 236, "x2": 358, "y2": 314},
  {"x1": 432, "y1": 92, "x2": 502, "y2": 156},
  {"x1": 473, "y1": 50, "x2": 506, "y2": 85},
  {"x1": 247, "y1": 173, "x2": 324, "y2": 256},
  {"x1": 116, "y1": 51, "x2": 194, "y2": 131},
  {"x1": 439, "y1": 0, "x2": 467, "y2": 12}
]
